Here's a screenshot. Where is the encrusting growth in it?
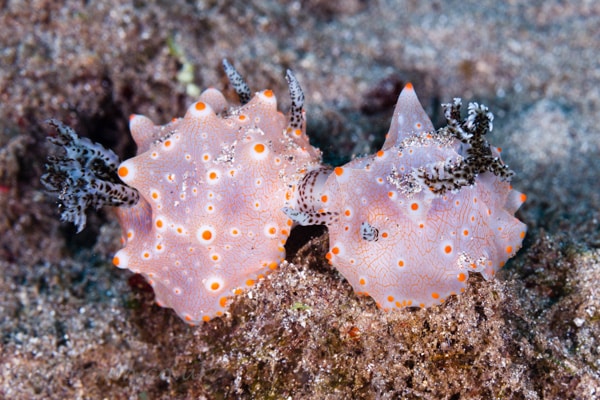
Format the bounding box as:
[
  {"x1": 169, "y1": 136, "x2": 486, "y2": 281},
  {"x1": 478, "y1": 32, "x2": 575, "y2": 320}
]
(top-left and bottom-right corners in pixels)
[{"x1": 43, "y1": 62, "x2": 527, "y2": 323}]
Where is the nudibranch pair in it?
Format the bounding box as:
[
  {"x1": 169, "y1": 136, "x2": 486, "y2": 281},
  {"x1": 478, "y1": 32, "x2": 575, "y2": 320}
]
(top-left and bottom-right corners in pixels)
[{"x1": 42, "y1": 60, "x2": 526, "y2": 323}]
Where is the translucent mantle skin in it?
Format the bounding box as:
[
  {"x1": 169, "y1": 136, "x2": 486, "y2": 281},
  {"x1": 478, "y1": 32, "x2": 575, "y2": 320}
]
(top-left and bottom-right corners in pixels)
[
  {"x1": 112, "y1": 84, "x2": 321, "y2": 325},
  {"x1": 287, "y1": 83, "x2": 526, "y2": 311}
]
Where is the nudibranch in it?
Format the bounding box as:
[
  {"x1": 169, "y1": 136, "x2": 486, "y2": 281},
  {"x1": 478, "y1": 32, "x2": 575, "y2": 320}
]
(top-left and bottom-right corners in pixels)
[
  {"x1": 111, "y1": 61, "x2": 322, "y2": 323},
  {"x1": 44, "y1": 60, "x2": 321, "y2": 324},
  {"x1": 285, "y1": 83, "x2": 527, "y2": 310}
]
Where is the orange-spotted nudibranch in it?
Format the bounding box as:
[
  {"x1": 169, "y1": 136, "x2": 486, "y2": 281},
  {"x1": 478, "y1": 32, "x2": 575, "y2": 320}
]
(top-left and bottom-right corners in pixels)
[
  {"x1": 284, "y1": 83, "x2": 527, "y2": 310},
  {"x1": 111, "y1": 60, "x2": 321, "y2": 324},
  {"x1": 43, "y1": 61, "x2": 527, "y2": 323}
]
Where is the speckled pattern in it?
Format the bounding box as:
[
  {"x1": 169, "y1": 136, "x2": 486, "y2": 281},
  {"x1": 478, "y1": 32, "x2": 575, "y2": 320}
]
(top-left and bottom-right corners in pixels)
[
  {"x1": 114, "y1": 85, "x2": 320, "y2": 323},
  {"x1": 287, "y1": 84, "x2": 526, "y2": 309}
]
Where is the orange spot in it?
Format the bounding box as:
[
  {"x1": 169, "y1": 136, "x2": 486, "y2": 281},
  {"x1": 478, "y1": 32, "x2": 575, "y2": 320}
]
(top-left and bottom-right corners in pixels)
[
  {"x1": 458, "y1": 273, "x2": 467, "y2": 282},
  {"x1": 344, "y1": 209, "x2": 351, "y2": 217},
  {"x1": 332, "y1": 246, "x2": 340, "y2": 255},
  {"x1": 321, "y1": 195, "x2": 328, "y2": 203},
  {"x1": 203, "y1": 154, "x2": 210, "y2": 161},
  {"x1": 129, "y1": 114, "x2": 135, "y2": 121},
  {"x1": 419, "y1": 223, "x2": 424, "y2": 229},
  {"x1": 325, "y1": 252, "x2": 332, "y2": 260},
  {"x1": 268, "y1": 227, "x2": 276, "y2": 235},
  {"x1": 118, "y1": 166, "x2": 128, "y2": 177},
  {"x1": 506, "y1": 246, "x2": 513, "y2": 254},
  {"x1": 202, "y1": 230, "x2": 212, "y2": 241},
  {"x1": 405, "y1": 82, "x2": 414, "y2": 90},
  {"x1": 376, "y1": 150, "x2": 385, "y2": 158},
  {"x1": 388, "y1": 192, "x2": 394, "y2": 198},
  {"x1": 398, "y1": 260, "x2": 404, "y2": 267},
  {"x1": 381, "y1": 232, "x2": 388, "y2": 238},
  {"x1": 127, "y1": 232, "x2": 133, "y2": 239},
  {"x1": 444, "y1": 245, "x2": 452, "y2": 254},
  {"x1": 202, "y1": 315, "x2": 210, "y2": 322},
  {"x1": 164, "y1": 140, "x2": 171, "y2": 147},
  {"x1": 411, "y1": 203, "x2": 419, "y2": 211},
  {"x1": 238, "y1": 114, "x2": 247, "y2": 121},
  {"x1": 209, "y1": 172, "x2": 217, "y2": 180},
  {"x1": 195, "y1": 102, "x2": 206, "y2": 111},
  {"x1": 212, "y1": 254, "x2": 219, "y2": 261},
  {"x1": 463, "y1": 229, "x2": 469, "y2": 236},
  {"x1": 387, "y1": 295, "x2": 394, "y2": 302},
  {"x1": 246, "y1": 279, "x2": 255, "y2": 287},
  {"x1": 520, "y1": 231, "x2": 526, "y2": 239},
  {"x1": 112, "y1": 256, "x2": 120, "y2": 266},
  {"x1": 143, "y1": 252, "x2": 150, "y2": 259},
  {"x1": 264, "y1": 89, "x2": 274, "y2": 97},
  {"x1": 334, "y1": 167, "x2": 344, "y2": 176},
  {"x1": 219, "y1": 297, "x2": 228, "y2": 307},
  {"x1": 359, "y1": 278, "x2": 366, "y2": 285},
  {"x1": 431, "y1": 292, "x2": 440, "y2": 299},
  {"x1": 185, "y1": 315, "x2": 193, "y2": 322},
  {"x1": 287, "y1": 219, "x2": 293, "y2": 226},
  {"x1": 234, "y1": 288, "x2": 243, "y2": 295},
  {"x1": 520, "y1": 193, "x2": 527, "y2": 202},
  {"x1": 156, "y1": 244, "x2": 162, "y2": 251},
  {"x1": 293, "y1": 129, "x2": 302, "y2": 136},
  {"x1": 210, "y1": 282, "x2": 220, "y2": 291},
  {"x1": 177, "y1": 227, "x2": 183, "y2": 234},
  {"x1": 156, "y1": 219, "x2": 163, "y2": 228},
  {"x1": 269, "y1": 262, "x2": 278, "y2": 270},
  {"x1": 254, "y1": 143, "x2": 265, "y2": 153},
  {"x1": 151, "y1": 192, "x2": 158, "y2": 199}
]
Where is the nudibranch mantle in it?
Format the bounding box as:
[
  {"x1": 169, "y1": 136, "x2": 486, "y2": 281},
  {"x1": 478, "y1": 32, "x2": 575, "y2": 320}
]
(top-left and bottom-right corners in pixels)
[
  {"x1": 112, "y1": 64, "x2": 321, "y2": 324},
  {"x1": 286, "y1": 83, "x2": 527, "y2": 310}
]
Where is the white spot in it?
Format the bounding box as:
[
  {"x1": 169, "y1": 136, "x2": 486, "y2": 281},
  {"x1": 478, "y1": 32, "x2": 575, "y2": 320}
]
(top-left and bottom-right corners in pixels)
[
  {"x1": 204, "y1": 276, "x2": 225, "y2": 293},
  {"x1": 197, "y1": 225, "x2": 216, "y2": 245}
]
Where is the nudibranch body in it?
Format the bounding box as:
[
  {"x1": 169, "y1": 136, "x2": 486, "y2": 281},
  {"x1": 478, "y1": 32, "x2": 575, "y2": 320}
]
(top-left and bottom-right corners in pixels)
[
  {"x1": 286, "y1": 84, "x2": 526, "y2": 310},
  {"x1": 112, "y1": 63, "x2": 321, "y2": 323},
  {"x1": 43, "y1": 62, "x2": 527, "y2": 323}
]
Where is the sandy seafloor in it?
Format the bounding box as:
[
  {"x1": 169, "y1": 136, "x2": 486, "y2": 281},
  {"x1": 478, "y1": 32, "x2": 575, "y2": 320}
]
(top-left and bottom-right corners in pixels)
[{"x1": 1, "y1": 1, "x2": 599, "y2": 398}]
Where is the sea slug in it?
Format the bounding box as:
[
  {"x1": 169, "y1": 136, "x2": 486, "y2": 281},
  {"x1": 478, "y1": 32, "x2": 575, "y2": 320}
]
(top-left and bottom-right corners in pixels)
[
  {"x1": 43, "y1": 62, "x2": 526, "y2": 322},
  {"x1": 285, "y1": 83, "x2": 527, "y2": 309}
]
